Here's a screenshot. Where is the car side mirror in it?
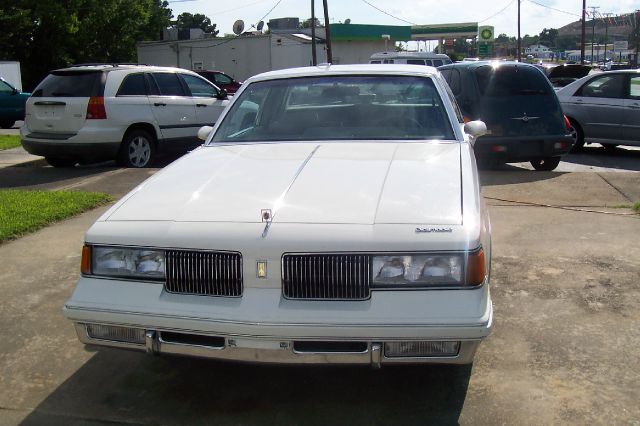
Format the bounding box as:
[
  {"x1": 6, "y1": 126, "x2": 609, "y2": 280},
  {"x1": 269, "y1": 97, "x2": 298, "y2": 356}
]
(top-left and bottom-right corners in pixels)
[
  {"x1": 216, "y1": 89, "x2": 228, "y2": 100},
  {"x1": 463, "y1": 120, "x2": 487, "y2": 143},
  {"x1": 197, "y1": 125, "x2": 214, "y2": 141}
]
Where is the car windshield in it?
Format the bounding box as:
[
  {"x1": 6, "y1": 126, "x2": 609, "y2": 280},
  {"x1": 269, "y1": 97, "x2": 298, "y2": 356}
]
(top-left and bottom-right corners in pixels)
[
  {"x1": 210, "y1": 75, "x2": 455, "y2": 143},
  {"x1": 475, "y1": 65, "x2": 552, "y2": 97}
]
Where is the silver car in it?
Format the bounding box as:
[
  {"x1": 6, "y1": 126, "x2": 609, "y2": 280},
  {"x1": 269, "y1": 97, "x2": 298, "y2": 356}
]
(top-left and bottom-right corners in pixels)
[{"x1": 557, "y1": 69, "x2": 640, "y2": 151}]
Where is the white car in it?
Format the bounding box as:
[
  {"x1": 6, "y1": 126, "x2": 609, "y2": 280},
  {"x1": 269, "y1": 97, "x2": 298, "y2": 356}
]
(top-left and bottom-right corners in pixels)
[
  {"x1": 21, "y1": 64, "x2": 228, "y2": 167},
  {"x1": 64, "y1": 65, "x2": 492, "y2": 367}
]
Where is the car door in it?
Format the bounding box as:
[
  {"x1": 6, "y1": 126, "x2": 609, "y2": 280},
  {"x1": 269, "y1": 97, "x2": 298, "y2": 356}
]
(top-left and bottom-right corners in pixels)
[
  {"x1": 567, "y1": 73, "x2": 626, "y2": 141},
  {"x1": 147, "y1": 72, "x2": 197, "y2": 141},
  {"x1": 621, "y1": 74, "x2": 640, "y2": 145},
  {"x1": 179, "y1": 74, "x2": 226, "y2": 127}
]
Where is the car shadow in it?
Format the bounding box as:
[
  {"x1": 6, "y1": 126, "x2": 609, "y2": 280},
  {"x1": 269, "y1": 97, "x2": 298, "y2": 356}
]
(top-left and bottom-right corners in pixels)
[
  {"x1": 20, "y1": 349, "x2": 471, "y2": 425},
  {"x1": 479, "y1": 164, "x2": 567, "y2": 187},
  {"x1": 0, "y1": 153, "x2": 183, "y2": 190},
  {"x1": 561, "y1": 146, "x2": 640, "y2": 172}
]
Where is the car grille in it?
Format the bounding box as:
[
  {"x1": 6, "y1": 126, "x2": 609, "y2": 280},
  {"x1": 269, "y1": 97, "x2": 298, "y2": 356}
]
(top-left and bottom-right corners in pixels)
[
  {"x1": 165, "y1": 250, "x2": 242, "y2": 297},
  {"x1": 282, "y1": 254, "x2": 372, "y2": 300}
]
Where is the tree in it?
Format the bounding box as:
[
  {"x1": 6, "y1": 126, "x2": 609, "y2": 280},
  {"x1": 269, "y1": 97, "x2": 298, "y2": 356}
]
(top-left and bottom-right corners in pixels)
[
  {"x1": 538, "y1": 28, "x2": 559, "y2": 47},
  {"x1": 175, "y1": 12, "x2": 218, "y2": 36},
  {"x1": 300, "y1": 18, "x2": 322, "y2": 28},
  {"x1": 0, "y1": 0, "x2": 173, "y2": 91}
]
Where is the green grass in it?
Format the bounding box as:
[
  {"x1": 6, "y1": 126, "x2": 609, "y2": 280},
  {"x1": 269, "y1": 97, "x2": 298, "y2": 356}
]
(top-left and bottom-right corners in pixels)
[
  {"x1": 634, "y1": 202, "x2": 640, "y2": 213},
  {"x1": 0, "y1": 190, "x2": 113, "y2": 242},
  {"x1": 0, "y1": 134, "x2": 21, "y2": 151}
]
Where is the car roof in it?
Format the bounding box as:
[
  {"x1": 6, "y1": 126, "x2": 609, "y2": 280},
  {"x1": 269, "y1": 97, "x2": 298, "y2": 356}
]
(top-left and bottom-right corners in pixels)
[
  {"x1": 52, "y1": 64, "x2": 198, "y2": 74},
  {"x1": 439, "y1": 61, "x2": 539, "y2": 70},
  {"x1": 247, "y1": 64, "x2": 440, "y2": 83}
]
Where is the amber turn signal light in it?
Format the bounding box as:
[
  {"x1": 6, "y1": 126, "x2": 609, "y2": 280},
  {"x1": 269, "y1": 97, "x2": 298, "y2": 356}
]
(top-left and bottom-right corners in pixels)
[
  {"x1": 466, "y1": 249, "x2": 486, "y2": 286},
  {"x1": 81, "y1": 245, "x2": 92, "y2": 274}
]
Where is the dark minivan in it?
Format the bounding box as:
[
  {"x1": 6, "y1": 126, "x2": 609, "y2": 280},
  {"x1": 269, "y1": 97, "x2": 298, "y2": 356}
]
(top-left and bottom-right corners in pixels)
[{"x1": 439, "y1": 62, "x2": 573, "y2": 170}]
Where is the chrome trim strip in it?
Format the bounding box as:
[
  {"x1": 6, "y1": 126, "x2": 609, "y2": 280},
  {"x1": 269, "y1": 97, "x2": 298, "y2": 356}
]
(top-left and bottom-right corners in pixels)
[{"x1": 65, "y1": 304, "x2": 493, "y2": 331}]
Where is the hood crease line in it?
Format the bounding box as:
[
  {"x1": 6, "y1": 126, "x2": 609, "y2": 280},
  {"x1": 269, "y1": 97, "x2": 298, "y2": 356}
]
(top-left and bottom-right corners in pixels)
[
  {"x1": 372, "y1": 144, "x2": 399, "y2": 225},
  {"x1": 262, "y1": 144, "x2": 321, "y2": 238}
]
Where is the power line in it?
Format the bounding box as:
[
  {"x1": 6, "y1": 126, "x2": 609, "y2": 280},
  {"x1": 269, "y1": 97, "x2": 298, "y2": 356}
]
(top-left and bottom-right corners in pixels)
[
  {"x1": 525, "y1": 0, "x2": 581, "y2": 17},
  {"x1": 360, "y1": 0, "x2": 416, "y2": 25},
  {"x1": 216, "y1": 0, "x2": 274, "y2": 17},
  {"x1": 257, "y1": 0, "x2": 284, "y2": 24},
  {"x1": 479, "y1": 0, "x2": 516, "y2": 23}
]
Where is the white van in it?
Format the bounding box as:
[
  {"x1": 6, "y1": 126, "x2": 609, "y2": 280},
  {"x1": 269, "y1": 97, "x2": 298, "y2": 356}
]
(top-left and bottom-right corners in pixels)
[{"x1": 369, "y1": 51, "x2": 453, "y2": 67}]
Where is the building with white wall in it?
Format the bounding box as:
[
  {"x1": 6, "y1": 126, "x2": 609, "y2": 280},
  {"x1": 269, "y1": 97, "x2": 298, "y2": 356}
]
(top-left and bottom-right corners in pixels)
[{"x1": 136, "y1": 23, "x2": 400, "y2": 81}]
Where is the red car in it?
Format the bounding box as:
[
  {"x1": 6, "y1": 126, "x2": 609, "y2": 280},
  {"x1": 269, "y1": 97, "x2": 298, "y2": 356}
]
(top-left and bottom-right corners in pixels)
[{"x1": 195, "y1": 71, "x2": 242, "y2": 94}]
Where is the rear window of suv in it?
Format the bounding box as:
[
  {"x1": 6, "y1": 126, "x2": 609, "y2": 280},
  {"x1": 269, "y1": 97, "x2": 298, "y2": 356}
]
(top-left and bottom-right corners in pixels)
[
  {"x1": 31, "y1": 71, "x2": 105, "y2": 97},
  {"x1": 475, "y1": 65, "x2": 552, "y2": 97}
]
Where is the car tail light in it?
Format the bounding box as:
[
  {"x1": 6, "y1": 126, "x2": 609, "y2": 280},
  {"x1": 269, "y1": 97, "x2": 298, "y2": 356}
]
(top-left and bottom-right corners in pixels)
[
  {"x1": 563, "y1": 115, "x2": 572, "y2": 131},
  {"x1": 490, "y1": 145, "x2": 507, "y2": 152},
  {"x1": 86, "y1": 96, "x2": 107, "y2": 119}
]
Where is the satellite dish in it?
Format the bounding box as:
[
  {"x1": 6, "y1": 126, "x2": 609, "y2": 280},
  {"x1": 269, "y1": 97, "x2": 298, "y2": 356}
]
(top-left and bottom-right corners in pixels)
[
  {"x1": 344, "y1": 18, "x2": 351, "y2": 24},
  {"x1": 256, "y1": 21, "x2": 264, "y2": 31},
  {"x1": 233, "y1": 19, "x2": 245, "y2": 35}
]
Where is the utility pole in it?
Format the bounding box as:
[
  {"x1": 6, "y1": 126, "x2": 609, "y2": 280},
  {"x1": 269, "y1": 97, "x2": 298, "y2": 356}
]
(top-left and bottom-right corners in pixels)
[
  {"x1": 589, "y1": 6, "x2": 600, "y2": 64},
  {"x1": 580, "y1": 0, "x2": 586, "y2": 64},
  {"x1": 311, "y1": 0, "x2": 317, "y2": 65},
  {"x1": 517, "y1": 0, "x2": 521, "y2": 61},
  {"x1": 322, "y1": 0, "x2": 332, "y2": 63}
]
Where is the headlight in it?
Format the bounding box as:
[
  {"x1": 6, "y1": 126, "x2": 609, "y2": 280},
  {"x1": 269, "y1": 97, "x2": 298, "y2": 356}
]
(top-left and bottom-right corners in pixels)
[
  {"x1": 88, "y1": 246, "x2": 165, "y2": 280},
  {"x1": 372, "y1": 250, "x2": 485, "y2": 287}
]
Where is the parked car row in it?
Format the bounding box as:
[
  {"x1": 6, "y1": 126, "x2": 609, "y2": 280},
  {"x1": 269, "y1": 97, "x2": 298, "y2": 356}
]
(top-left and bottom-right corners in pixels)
[{"x1": 13, "y1": 59, "x2": 639, "y2": 170}]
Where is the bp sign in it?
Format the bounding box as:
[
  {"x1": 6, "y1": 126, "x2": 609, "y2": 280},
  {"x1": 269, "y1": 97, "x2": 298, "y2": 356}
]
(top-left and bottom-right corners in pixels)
[{"x1": 478, "y1": 26, "x2": 494, "y2": 42}]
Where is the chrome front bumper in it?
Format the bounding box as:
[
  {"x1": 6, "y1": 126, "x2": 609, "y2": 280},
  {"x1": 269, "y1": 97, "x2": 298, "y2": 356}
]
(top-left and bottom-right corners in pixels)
[{"x1": 74, "y1": 322, "x2": 483, "y2": 367}]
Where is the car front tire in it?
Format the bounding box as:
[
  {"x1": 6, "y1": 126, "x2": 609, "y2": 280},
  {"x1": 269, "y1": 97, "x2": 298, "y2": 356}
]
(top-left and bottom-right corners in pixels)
[
  {"x1": 118, "y1": 129, "x2": 156, "y2": 168},
  {"x1": 530, "y1": 156, "x2": 561, "y2": 171}
]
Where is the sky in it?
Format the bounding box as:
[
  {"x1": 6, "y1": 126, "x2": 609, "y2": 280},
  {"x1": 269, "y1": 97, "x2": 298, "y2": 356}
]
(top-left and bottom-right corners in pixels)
[{"x1": 167, "y1": 0, "x2": 638, "y2": 39}]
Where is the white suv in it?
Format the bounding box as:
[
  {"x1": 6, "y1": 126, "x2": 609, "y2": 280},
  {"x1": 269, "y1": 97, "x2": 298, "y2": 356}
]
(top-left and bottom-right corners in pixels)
[{"x1": 21, "y1": 64, "x2": 229, "y2": 167}]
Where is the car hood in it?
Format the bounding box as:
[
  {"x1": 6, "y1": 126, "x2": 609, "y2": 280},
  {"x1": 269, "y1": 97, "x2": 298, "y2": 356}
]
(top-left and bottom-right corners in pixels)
[{"x1": 106, "y1": 142, "x2": 462, "y2": 225}]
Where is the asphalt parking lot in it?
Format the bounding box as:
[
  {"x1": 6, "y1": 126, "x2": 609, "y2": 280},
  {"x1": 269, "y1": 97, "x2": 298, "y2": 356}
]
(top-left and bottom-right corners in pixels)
[{"x1": 0, "y1": 149, "x2": 639, "y2": 425}]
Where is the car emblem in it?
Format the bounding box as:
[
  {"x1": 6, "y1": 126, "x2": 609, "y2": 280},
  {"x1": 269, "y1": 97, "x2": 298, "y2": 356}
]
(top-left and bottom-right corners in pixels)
[
  {"x1": 511, "y1": 113, "x2": 539, "y2": 123},
  {"x1": 415, "y1": 227, "x2": 453, "y2": 233},
  {"x1": 257, "y1": 260, "x2": 267, "y2": 278}
]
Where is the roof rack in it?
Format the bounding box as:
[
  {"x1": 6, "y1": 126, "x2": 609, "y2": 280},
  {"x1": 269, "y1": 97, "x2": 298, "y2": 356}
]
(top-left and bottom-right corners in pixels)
[{"x1": 67, "y1": 63, "x2": 151, "y2": 68}]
